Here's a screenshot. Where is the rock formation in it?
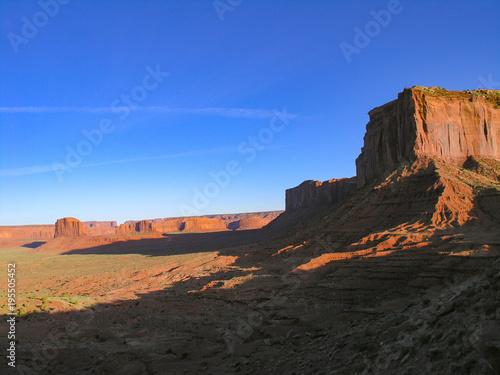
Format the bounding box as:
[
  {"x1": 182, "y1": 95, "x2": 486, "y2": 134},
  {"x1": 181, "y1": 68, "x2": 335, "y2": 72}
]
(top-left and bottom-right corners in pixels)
[
  {"x1": 237, "y1": 216, "x2": 271, "y2": 230},
  {"x1": 285, "y1": 178, "x2": 357, "y2": 211},
  {"x1": 116, "y1": 220, "x2": 156, "y2": 234},
  {"x1": 0, "y1": 225, "x2": 54, "y2": 240},
  {"x1": 181, "y1": 217, "x2": 227, "y2": 233},
  {"x1": 153, "y1": 219, "x2": 183, "y2": 233},
  {"x1": 83, "y1": 221, "x2": 117, "y2": 228},
  {"x1": 134, "y1": 220, "x2": 155, "y2": 232},
  {"x1": 356, "y1": 87, "x2": 500, "y2": 188},
  {"x1": 54, "y1": 218, "x2": 88, "y2": 237}
]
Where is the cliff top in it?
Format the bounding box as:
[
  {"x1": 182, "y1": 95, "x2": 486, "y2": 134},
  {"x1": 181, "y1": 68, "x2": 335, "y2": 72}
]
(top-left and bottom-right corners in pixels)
[
  {"x1": 410, "y1": 86, "x2": 500, "y2": 105},
  {"x1": 369, "y1": 86, "x2": 500, "y2": 117}
]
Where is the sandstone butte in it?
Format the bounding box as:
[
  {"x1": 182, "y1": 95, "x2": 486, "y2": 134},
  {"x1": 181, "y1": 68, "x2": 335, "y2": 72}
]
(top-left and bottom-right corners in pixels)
[
  {"x1": 181, "y1": 217, "x2": 227, "y2": 232},
  {"x1": 116, "y1": 220, "x2": 156, "y2": 234},
  {"x1": 237, "y1": 216, "x2": 275, "y2": 230},
  {"x1": 9, "y1": 213, "x2": 280, "y2": 241},
  {"x1": 356, "y1": 86, "x2": 500, "y2": 187},
  {"x1": 54, "y1": 217, "x2": 88, "y2": 237},
  {"x1": 285, "y1": 86, "x2": 500, "y2": 211}
]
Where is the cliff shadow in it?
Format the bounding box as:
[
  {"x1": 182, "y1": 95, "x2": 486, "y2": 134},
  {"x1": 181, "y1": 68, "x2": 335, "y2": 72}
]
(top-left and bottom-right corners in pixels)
[
  {"x1": 8, "y1": 232, "x2": 497, "y2": 375},
  {"x1": 60, "y1": 228, "x2": 277, "y2": 257},
  {"x1": 21, "y1": 241, "x2": 46, "y2": 249}
]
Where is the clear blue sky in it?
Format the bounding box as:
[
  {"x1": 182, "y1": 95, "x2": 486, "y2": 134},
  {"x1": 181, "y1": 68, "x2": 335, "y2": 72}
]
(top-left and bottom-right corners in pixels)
[{"x1": 1, "y1": 0, "x2": 499, "y2": 225}]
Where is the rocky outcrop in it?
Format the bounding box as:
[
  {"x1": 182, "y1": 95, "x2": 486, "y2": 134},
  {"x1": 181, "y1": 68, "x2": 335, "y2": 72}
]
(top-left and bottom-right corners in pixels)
[
  {"x1": 134, "y1": 220, "x2": 154, "y2": 232},
  {"x1": 0, "y1": 225, "x2": 54, "y2": 239},
  {"x1": 116, "y1": 224, "x2": 129, "y2": 234},
  {"x1": 54, "y1": 218, "x2": 87, "y2": 237},
  {"x1": 285, "y1": 178, "x2": 357, "y2": 211},
  {"x1": 116, "y1": 220, "x2": 156, "y2": 234},
  {"x1": 153, "y1": 219, "x2": 183, "y2": 233},
  {"x1": 142, "y1": 212, "x2": 284, "y2": 234},
  {"x1": 356, "y1": 87, "x2": 500, "y2": 188},
  {"x1": 181, "y1": 217, "x2": 227, "y2": 233},
  {"x1": 237, "y1": 216, "x2": 271, "y2": 230}
]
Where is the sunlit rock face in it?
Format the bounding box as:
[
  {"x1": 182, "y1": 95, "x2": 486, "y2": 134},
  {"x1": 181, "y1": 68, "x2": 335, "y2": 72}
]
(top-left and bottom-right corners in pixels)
[
  {"x1": 54, "y1": 217, "x2": 88, "y2": 237},
  {"x1": 356, "y1": 87, "x2": 500, "y2": 188}
]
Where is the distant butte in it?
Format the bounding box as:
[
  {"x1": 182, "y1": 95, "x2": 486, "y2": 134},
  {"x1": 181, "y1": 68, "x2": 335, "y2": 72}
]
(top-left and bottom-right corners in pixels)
[{"x1": 54, "y1": 217, "x2": 88, "y2": 237}]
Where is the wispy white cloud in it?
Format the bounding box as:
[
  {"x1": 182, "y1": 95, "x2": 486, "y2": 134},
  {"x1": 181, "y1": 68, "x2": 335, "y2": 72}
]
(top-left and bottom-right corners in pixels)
[
  {"x1": 1, "y1": 144, "x2": 289, "y2": 178},
  {"x1": 0, "y1": 146, "x2": 238, "y2": 178},
  {"x1": 0, "y1": 106, "x2": 290, "y2": 119}
]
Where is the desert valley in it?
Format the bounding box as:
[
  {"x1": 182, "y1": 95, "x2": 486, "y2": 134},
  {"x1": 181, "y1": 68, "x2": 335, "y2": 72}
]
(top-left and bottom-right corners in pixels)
[{"x1": 1, "y1": 86, "x2": 499, "y2": 374}]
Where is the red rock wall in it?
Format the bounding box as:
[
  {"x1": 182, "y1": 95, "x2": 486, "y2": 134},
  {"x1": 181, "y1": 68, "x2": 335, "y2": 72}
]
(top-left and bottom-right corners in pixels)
[
  {"x1": 0, "y1": 225, "x2": 54, "y2": 239},
  {"x1": 54, "y1": 218, "x2": 88, "y2": 237},
  {"x1": 237, "y1": 216, "x2": 271, "y2": 230},
  {"x1": 356, "y1": 87, "x2": 500, "y2": 187},
  {"x1": 285, "y1": 178, "x2": 357, "y2": 211},
  {"x1": 116, "y1": 220, "x2": 156, "y2": 234},
  {"x1": 181, "y1": 217, "x2": 227, "y2": 232},
  {"x1": 153, "y1": 219, "x2": 183, "y2": 233}
]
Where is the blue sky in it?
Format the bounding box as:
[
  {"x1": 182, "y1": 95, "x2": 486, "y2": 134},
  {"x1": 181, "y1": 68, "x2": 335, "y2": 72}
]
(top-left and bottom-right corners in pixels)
[{"x1": 1, "y1": 0, "x2": 499, "y2": 225}]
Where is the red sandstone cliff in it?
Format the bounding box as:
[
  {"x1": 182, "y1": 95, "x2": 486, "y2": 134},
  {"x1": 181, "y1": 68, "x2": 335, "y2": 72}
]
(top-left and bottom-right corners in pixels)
[
  {"x1": 181, "y1": 217, "x2": 227, "y2": 232},
  {"x1": 116, "y1": 220, "x2": 156, "y2": 234},
  {"x1": 0, "y1": 225, "x2": 54, "y2": 240},
  {"x1": 356, "y1": 87, "x2": 500, "y2": 188},
  {"x1": 54, "y1": 218, "x2": 88, "y2": 237},
  {"x1": 285, "y1": 178, "x2": 357, "y2": 211},
  {"x1": 237, "y1": 216, "x2": 270, "y2": 230},
  {"x1": 153, "y1": 219, "x2": 183, "y2": 233}
]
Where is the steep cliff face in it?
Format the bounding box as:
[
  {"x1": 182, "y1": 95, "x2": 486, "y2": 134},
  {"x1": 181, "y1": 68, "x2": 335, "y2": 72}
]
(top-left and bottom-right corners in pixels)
[
  {"x1": 285, "y1": 178, "x2": 357, "y2": 211},
  {"x1": 134, "y1": 220, "x2": 155, "y2": 232},
  {"x1": 0, "y1": 225, "x2": 54, "y2": 239},
  {"x1": 181, "y1": 217, "x2": 227, "y2": 232},
  {"x1": 54, "y1": 218, "x2": 87, "y2": 237},
  {"x1": 116, "y1": 220, "x2": 156, "y2": 234},
  {"x1": 356, "y1": 87, "x2": 500, "y2": 188},
  {"x1": 154, "y1": 219, "x2": 183, "y2": 233}
]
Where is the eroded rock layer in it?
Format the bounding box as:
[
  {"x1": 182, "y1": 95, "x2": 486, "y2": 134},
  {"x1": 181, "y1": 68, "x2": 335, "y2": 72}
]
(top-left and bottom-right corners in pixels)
[
  {"x1": 54, "y1": 217, "x2": 87, "y2": 237},
  {"x1": 285, "y1": 177, "x2": 357, "y2": 211},
  {"x1": 356, "y1": 87, "x2": 500, "y2": 187}
]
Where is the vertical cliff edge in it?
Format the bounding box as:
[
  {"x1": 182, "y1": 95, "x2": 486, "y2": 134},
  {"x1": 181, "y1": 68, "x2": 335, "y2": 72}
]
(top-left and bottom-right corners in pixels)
[
  {"x1": 285, "y1": 178, "x2": 357, "y2": 211},
  {"x1": 285, "y1": 87, "x2": 499, "y2": 213},
  {"x1": 356, "y1": 86, "x2": 500, "y2": 188}
]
